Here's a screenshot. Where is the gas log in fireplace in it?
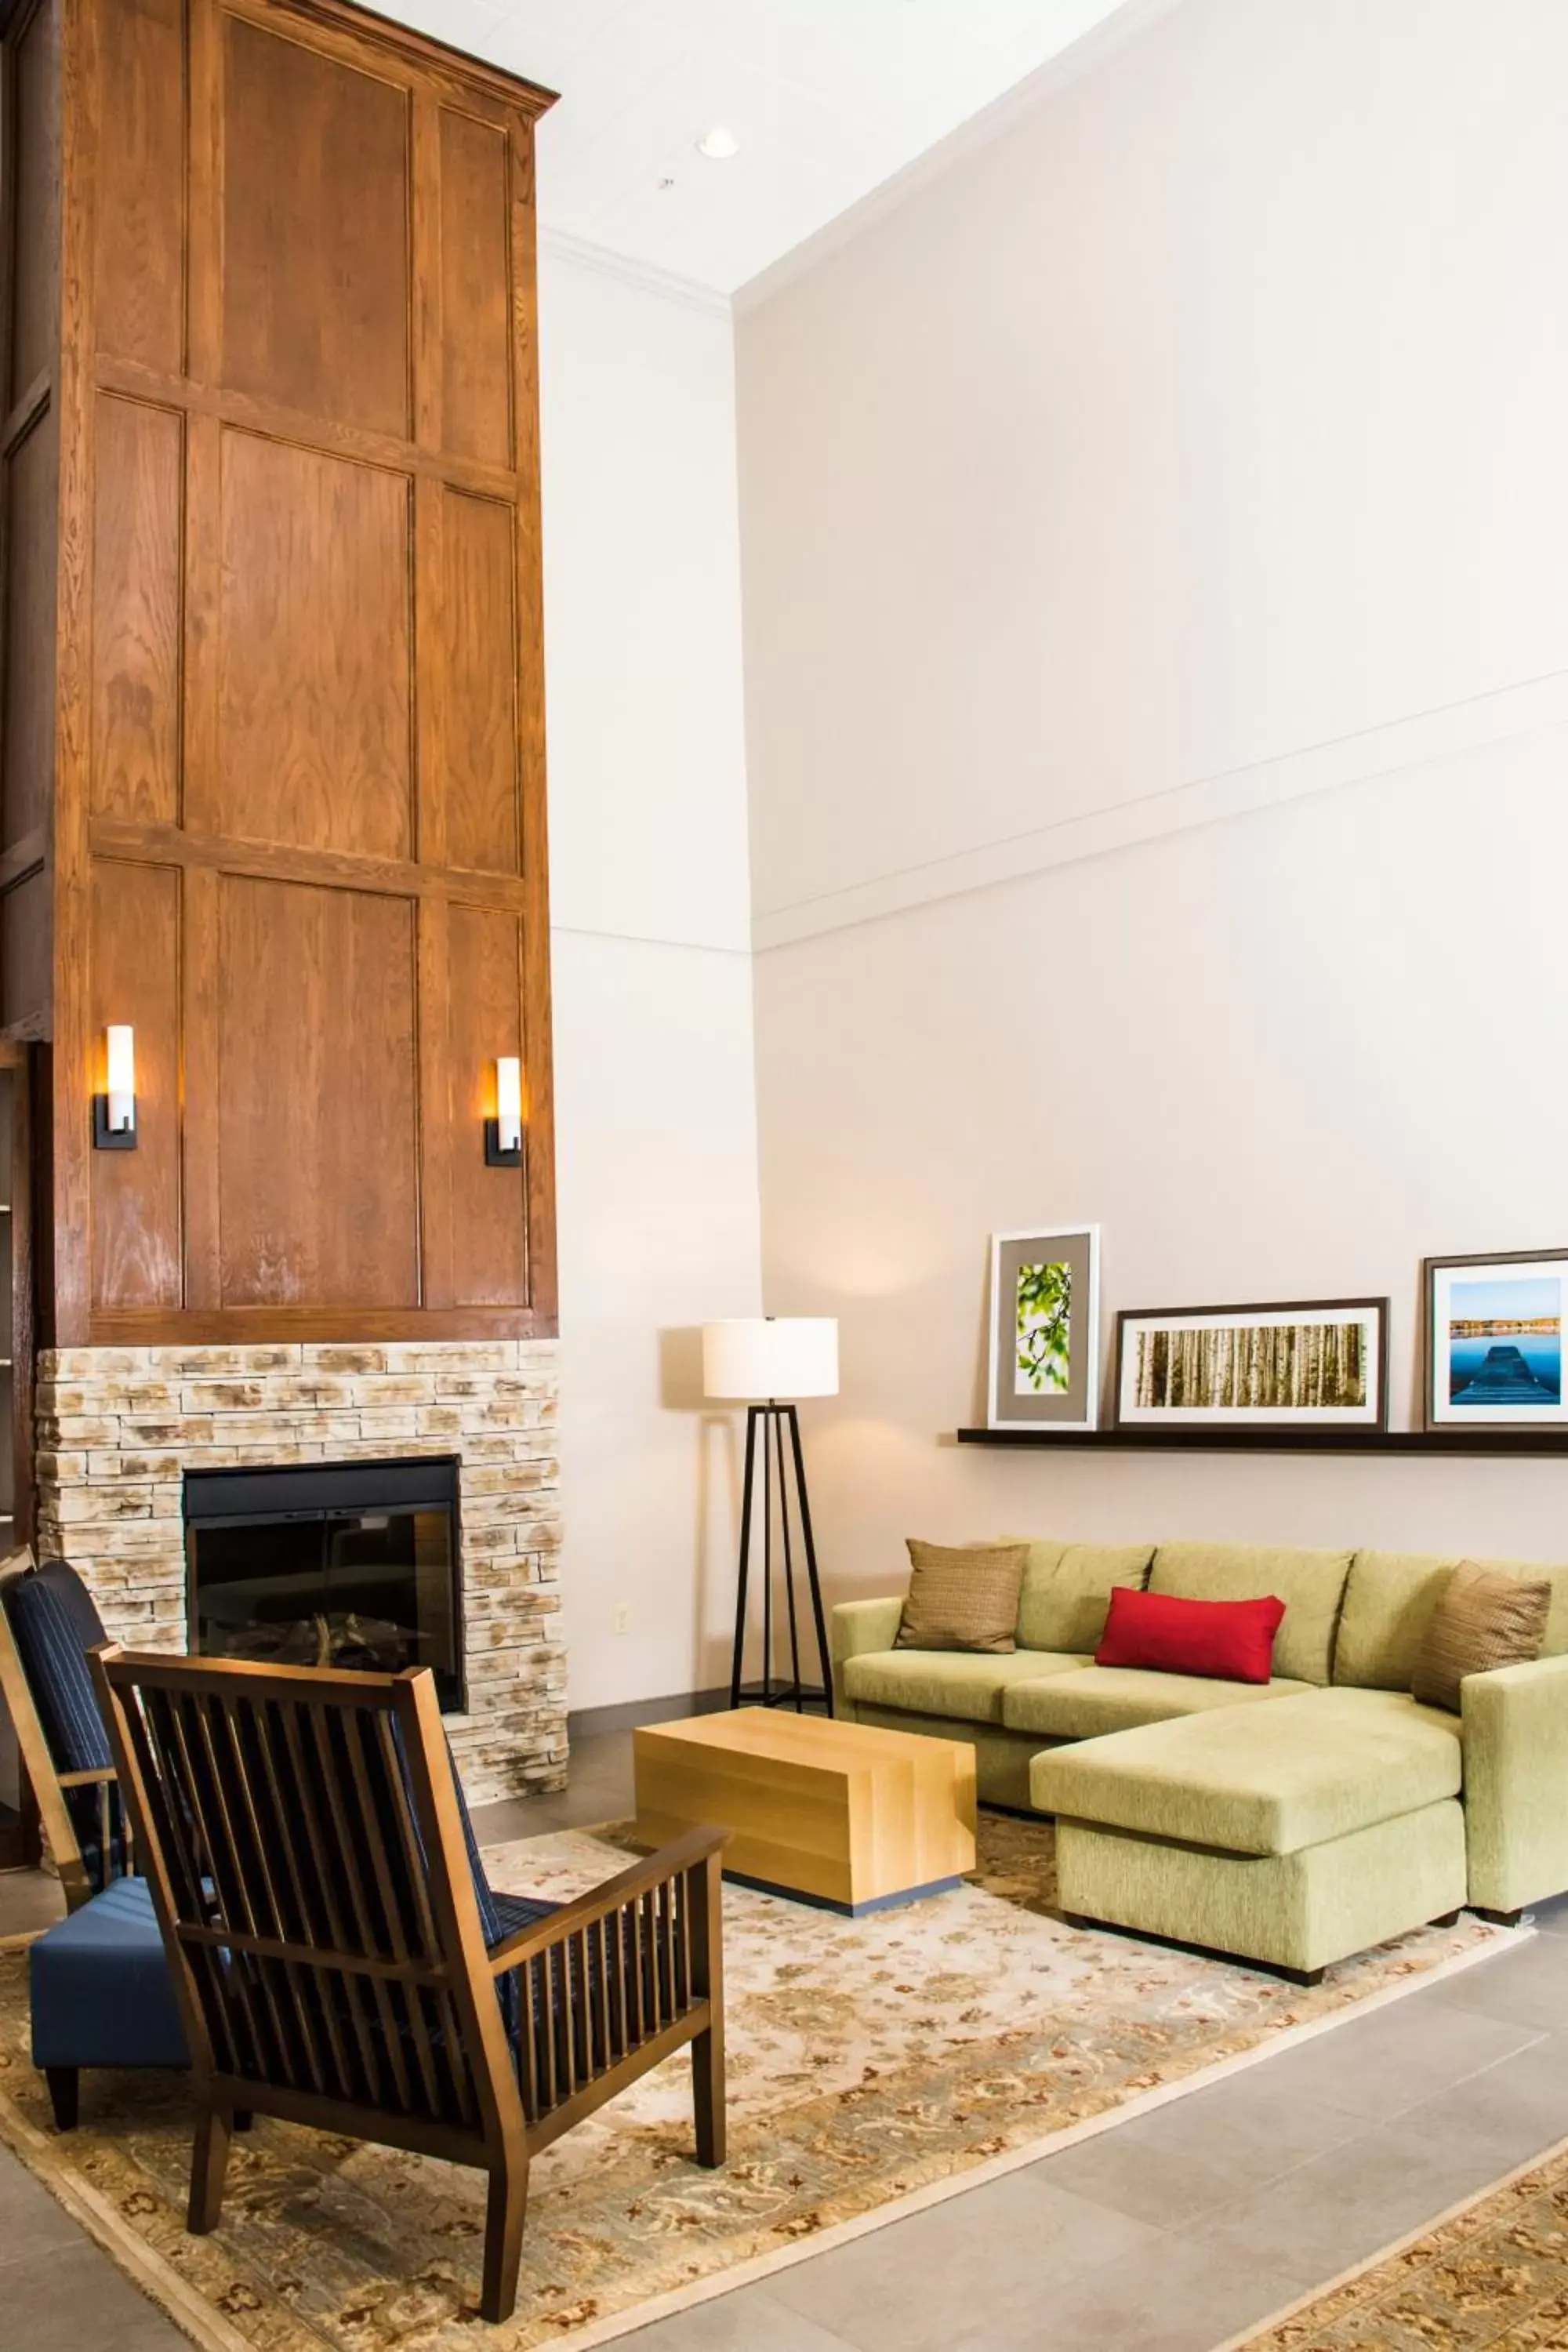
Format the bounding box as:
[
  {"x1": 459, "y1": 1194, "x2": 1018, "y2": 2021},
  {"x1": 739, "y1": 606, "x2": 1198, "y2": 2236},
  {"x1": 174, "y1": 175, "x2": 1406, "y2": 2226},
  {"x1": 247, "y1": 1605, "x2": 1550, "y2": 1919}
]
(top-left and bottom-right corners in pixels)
[{"x1": 183, "y1": 1457, "x2": 463, "y2": 1710}]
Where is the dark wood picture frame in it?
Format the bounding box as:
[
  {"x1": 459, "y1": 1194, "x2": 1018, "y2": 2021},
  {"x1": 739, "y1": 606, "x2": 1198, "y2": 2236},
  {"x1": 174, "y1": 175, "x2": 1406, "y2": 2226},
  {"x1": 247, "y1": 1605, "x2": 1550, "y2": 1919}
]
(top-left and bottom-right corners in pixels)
[
  {"x1": 1423, "y1": 1248, "x2": 1568, "y2": 1431},
  {"x1": 1113, "y1": 1296, "x2": 1391, "y2": 1432}
]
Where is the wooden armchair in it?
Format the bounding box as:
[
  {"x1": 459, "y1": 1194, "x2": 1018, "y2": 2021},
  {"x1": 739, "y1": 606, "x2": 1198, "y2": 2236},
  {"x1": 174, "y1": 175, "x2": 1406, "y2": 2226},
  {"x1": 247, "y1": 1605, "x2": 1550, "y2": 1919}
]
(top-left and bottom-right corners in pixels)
[{"x1": 90, "y1": 1646, "x2": 728, "y2": 2325}]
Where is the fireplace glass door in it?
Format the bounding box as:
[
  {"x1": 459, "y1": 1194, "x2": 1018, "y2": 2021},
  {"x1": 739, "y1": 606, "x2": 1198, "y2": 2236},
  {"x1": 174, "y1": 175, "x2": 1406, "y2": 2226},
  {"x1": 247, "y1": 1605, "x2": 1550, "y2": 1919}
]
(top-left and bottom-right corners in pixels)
[{"x1": 184, "y1": 1457, "x2": 462, "y2": 1709}]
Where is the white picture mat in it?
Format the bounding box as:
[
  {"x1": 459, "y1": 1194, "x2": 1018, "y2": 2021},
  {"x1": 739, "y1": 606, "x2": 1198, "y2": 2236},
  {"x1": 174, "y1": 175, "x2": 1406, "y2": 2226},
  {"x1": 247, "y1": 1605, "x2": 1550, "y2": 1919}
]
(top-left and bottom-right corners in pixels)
[
  {"x1": 1428, "y1": 1258, "x2": 1568, "y2": 1425},
  {"x1": 1117, "y1": 1304, "x2": 1384, "y2": 1425}
]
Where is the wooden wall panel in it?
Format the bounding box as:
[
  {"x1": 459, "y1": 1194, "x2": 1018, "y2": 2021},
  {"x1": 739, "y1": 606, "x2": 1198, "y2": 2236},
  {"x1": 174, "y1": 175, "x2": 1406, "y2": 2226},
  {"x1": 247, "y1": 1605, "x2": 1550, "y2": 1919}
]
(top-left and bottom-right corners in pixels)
[
  {"x1": 2, "y1": 413, "x2": 59, "y2": 848},
  {"x1": 91, "y1": 396, "x2": 182, "y2": 822},
  {"x1": 216, "y1": 875, "x2": 418, "y2": 1308},
  {"x1": 93, "y1": 0, "x2": 185, "y2": 372},
  {"x1": 10, "y1": 0, "x2": 59, "y2": 403},
  {"x1": 211, "y1": 431, "x2": 412, "y2": 855},
  {"x1": 220, "y1": 13, "x2": 412, "y2": 437},
  {"x1": 89, "y1": 859, "x2": 180, "y2": 1308},
  {"x1": 439, "y1": 107, "x2": 512, "y2": 469},
  {"x1": 11, "y1": 0, "x2": 558, "y2": 1342},
  {"x1": 447, "y1": 902, "x2": 525, "y2": 1305},
  {"x1": 440, "y1": 490, "x2": 518, "y2": 873}
]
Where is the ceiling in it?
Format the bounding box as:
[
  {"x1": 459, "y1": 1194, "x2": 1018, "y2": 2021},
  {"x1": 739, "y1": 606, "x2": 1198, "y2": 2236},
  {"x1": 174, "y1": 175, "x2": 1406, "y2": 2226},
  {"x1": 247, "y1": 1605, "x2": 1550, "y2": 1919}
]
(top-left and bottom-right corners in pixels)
[{"x1": 389, "y1": 0, "x2": 1131, "y2": 295}]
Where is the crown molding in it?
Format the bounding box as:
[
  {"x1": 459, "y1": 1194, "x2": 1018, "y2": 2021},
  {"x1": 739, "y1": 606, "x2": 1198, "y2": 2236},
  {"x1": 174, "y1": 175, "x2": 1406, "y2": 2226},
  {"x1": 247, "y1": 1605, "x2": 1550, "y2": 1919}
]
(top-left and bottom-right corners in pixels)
[
  {"x1": 751, "y1": 667, "x2": 1568, "y2": 953},
  {"x1": 538, "y1": 226, "x2": 732, "y2": 321},
  {"x1": 734, "y1": 0, "x2": 1181, "y2": 318}
]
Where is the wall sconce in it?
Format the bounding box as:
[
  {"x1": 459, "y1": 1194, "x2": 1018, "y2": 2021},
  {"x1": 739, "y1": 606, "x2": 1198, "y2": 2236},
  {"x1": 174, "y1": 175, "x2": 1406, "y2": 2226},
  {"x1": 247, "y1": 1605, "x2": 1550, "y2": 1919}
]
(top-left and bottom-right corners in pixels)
[
  {"x1": 94, "y1": 1024, "x2": 137, "y2": 1150},
  {"x1": 485, "y1": 1055, "x2": 523, "y2": 1167}
]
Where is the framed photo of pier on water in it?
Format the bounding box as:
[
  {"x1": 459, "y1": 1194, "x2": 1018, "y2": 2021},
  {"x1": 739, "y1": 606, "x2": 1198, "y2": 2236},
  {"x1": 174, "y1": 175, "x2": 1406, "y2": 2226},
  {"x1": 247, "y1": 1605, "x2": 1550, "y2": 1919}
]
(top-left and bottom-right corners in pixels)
[
  {"x1": 1425, "y1": 1250, "x2": 1568, "y2": 1428},
  {"x1": 1114, "y1": 1298, "x2": 1388, "y2": 1430}
]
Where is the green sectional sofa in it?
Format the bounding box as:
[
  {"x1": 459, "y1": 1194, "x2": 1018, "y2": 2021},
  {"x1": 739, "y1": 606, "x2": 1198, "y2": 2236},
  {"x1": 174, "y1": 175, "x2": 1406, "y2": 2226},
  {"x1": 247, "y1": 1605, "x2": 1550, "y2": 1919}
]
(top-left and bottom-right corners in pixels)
[{"x1": 830, "y1": 1540, "x2": 1568, "y2": 1980}]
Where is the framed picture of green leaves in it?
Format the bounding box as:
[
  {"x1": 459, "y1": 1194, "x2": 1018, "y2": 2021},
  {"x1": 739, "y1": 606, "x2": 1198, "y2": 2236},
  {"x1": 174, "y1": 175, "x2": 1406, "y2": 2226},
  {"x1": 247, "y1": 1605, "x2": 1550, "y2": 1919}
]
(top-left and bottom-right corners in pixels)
[{"x1": 986, "y1": 1225, "x2": 1102, "y2": 1431}]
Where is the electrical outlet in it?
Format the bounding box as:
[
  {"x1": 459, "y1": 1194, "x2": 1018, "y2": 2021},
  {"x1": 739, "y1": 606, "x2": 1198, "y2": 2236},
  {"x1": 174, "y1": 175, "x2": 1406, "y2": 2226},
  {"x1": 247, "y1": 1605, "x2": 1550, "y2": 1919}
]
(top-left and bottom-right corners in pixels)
[{"x1": 612, "y1": 1602, "x2": 633, "y2": 1635}]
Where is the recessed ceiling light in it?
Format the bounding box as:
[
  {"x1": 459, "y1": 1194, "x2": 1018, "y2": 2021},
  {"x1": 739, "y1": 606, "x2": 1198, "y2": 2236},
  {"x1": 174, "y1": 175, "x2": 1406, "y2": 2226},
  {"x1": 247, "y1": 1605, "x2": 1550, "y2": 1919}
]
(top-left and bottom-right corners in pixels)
[{"x1": 696, "y1": 125, "x2": 741, "y2": 161}]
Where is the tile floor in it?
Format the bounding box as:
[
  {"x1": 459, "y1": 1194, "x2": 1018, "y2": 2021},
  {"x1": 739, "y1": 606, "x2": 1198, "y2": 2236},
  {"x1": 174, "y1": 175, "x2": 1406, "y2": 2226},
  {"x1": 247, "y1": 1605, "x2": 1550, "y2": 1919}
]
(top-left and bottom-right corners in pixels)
[{"x1": 3, "y1": 1729, "x2": 1566, "y2": 2351}]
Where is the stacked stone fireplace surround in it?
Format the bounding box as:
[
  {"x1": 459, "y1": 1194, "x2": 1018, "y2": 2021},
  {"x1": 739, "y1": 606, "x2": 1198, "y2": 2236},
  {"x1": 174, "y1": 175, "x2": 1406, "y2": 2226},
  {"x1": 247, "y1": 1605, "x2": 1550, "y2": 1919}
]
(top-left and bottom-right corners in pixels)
[{"x1": 32, "y1": 1339, "x2": 565, "y2": 1803}]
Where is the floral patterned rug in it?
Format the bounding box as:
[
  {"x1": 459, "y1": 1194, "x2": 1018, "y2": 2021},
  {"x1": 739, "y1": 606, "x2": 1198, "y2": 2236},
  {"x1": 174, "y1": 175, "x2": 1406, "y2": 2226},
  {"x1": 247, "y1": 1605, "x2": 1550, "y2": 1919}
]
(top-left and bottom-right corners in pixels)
[
  {"x1": 0, "y1": 1815, "x2": 1523, "y2": 2352},
  {"x1": 1232, "y1": 2136, "x2": 1568, "y2": 2349}
]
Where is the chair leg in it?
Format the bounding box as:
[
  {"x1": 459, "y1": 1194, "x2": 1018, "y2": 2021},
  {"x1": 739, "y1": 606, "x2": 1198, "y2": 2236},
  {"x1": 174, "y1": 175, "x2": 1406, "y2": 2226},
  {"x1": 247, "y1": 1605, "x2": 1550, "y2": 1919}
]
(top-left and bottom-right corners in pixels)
[
  {"x1": 480, "y1": 2156, "x2": 528, "y2": 2325},
  {"x1": 692, "y1": 2022, "x2": 725, "y2": 2168},
  {"x1": 187, "y1": 2103, "x2": 233, "y2": 2234},
  {"x1": 233, "y1": 2110, "x2": 253, "y2": 2132},
  {"x1": 45, "y1": 2067, "x2": 78, "y2": 2132}
]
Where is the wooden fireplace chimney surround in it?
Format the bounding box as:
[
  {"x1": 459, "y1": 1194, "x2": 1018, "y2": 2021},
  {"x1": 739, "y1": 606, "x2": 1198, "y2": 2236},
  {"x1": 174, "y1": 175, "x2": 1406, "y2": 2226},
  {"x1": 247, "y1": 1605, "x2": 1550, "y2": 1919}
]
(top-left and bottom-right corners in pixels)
[{"x1": 0, "y1": 0, "x2": 558, "y2": 1346}]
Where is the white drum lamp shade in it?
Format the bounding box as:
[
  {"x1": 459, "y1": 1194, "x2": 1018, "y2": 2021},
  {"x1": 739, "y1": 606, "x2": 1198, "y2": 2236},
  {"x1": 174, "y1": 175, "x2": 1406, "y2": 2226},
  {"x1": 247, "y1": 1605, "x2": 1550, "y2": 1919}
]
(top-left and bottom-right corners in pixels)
[{"x1": 702, "y1": 1317, "x2": 839, "y2": 1401}]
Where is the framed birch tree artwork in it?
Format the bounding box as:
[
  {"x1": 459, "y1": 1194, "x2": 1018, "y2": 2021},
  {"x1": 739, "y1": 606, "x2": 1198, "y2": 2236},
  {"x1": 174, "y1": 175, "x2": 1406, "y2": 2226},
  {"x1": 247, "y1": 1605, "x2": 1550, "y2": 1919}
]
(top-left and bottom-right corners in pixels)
[
  {"x1": 987, "y1": 1227, "x2": 1101, "y2": 1430},
  {"x1": 1114, "y1": 1298, "x2": 1388, "y2": 1429}
]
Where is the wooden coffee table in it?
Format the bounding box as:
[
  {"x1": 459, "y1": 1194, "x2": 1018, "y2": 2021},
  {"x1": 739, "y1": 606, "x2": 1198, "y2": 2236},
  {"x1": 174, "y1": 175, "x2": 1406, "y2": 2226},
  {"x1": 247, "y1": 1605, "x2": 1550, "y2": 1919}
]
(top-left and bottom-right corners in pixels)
[{"x1": 632, "y1": 1708, "x2": 977, "y2": 1915}]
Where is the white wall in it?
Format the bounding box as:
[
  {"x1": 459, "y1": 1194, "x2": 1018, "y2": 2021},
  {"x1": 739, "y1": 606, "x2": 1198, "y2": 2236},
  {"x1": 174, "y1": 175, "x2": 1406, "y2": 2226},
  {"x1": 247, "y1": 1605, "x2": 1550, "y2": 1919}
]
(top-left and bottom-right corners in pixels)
[
  {"x1": 539, "y1": 243, "x2": 761, "y2": 1710},
  {"x1": 738, "y1": 0, "x2": 1568, "y2": 1600}
]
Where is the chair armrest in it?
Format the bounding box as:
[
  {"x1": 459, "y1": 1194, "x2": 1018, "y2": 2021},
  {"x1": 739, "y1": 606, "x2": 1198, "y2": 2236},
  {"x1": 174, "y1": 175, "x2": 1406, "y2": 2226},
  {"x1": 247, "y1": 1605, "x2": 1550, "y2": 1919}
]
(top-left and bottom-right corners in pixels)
[
  {"x1": 829, "y1": 1595, "x2": 905, "y2": 1714},
  {"x1": 1461, "y1": 1653, "x2": 1568, "y2": 1912},
  {"x1": 487, "y1": 1825, "x2": 728, "y2": 1973}
]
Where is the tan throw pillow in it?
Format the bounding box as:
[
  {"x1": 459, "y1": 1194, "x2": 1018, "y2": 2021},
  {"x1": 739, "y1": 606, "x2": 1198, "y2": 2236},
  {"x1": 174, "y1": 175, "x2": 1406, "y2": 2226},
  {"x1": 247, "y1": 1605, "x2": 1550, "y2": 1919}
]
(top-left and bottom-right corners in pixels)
[
  {"x1": 1411, "y1": 1560, "x2": 1550, "y2": 1712},
  {"x1": 896, "y1": 1540, "x2": 1028, "y2": 1653}
]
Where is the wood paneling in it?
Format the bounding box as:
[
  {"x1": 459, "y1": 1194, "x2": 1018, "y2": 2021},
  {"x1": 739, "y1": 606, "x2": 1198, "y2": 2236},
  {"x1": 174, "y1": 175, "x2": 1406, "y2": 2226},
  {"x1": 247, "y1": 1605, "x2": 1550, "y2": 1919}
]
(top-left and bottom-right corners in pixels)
[
  {"x1": 5, "y1": 0, "x2": 557, "y2": 1344},
  {"x1": 91, "y1": 396, "x2": 182, "y2": 823},
  {"x1": 9, "y1": 0, "x2": 59, "y2": 404},
  {"x1": 212, "y1": 431, "x2": 412, "y2": 856},
  {"x1": 440, "y1": 108, "x2": 512, "y2": 469},
  {"x1": 439, "y1": 492, "x2": 518, "y2": 873},
  {"x1": 89, "y1": 860, "x2": 180, "y2": 1308},
  {"x1": 93, "y1": 0, "x2": 184, "y2": 372},
  {"x1": 2, "y1": 412, "x2": 59, "y2": 847},
  {"x1": 447, "y1": 902, "x2": 525, "y2": 1306},
  {"x1": 220, "y1": 13, "x2": 412, "y2": 438},
  {"x1": 217, "y1": 875, "x2": 418, "y2": 1308}
]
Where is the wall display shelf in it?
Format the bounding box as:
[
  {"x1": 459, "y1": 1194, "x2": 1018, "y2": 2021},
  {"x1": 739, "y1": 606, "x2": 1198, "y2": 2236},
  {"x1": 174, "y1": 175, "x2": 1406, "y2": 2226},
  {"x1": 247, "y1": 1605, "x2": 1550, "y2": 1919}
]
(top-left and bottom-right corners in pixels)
[{"x1": 957, "y1": 1428, "x2": 1568, "y2": 1457}]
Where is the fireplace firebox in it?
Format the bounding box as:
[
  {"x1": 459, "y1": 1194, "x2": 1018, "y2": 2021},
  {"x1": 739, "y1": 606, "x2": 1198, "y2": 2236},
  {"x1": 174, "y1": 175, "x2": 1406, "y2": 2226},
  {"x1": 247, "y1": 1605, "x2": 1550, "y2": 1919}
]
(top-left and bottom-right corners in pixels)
[{"x1": 183, "y1": 1457, "x2": 463, "y2": 1709}]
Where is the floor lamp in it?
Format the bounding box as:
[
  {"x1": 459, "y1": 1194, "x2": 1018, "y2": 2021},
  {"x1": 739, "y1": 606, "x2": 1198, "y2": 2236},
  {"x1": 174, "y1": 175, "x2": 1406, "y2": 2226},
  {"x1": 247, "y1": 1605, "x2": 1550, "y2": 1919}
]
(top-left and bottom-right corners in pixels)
[{"x1": 703, "y1": 1317, "x2": 837, "y2": 1714}]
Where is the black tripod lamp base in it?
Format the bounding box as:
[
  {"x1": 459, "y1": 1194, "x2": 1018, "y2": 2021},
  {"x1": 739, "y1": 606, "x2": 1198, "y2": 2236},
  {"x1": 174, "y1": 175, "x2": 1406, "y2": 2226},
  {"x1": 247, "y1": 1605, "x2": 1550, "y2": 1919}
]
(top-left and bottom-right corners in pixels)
[{"x1": 729, "y1": 1402, "x2": 834, "y2": 1716}]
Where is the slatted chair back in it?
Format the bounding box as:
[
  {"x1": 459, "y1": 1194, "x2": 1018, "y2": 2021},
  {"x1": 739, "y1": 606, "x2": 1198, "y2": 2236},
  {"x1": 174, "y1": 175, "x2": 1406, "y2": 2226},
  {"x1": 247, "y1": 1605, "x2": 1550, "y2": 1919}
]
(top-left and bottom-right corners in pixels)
[
  {"x1": 0, "y1": 1546, "x2": 125, "y2": 1909},
  {"x1": 91, "y1": 1648, "x2": 518, "y2": 2148},
  {"x1": 89, "y1": 1646, "x2": 728, "y2": 2324}
]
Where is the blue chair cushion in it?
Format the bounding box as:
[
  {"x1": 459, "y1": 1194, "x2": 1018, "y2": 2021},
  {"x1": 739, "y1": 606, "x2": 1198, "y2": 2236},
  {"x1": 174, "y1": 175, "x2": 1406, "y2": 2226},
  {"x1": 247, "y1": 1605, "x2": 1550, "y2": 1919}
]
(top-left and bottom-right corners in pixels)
[
  {"x1": 491, "y1": 1889, "x2": 560, "y2": 1940},
  {"x1": 6, "y1": 1562, "x2": 129, "y2": 1894},
  {"x1": 30, "y1": 1877, "x2": 189, "y2": 2071}
]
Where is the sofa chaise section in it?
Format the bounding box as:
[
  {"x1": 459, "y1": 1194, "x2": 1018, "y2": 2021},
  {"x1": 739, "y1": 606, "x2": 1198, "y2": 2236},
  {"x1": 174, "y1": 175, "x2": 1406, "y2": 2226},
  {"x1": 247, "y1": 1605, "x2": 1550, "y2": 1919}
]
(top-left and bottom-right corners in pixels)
[{"x1": 1033, "y1": 1689, "x2": 1467, "y2": 1980}]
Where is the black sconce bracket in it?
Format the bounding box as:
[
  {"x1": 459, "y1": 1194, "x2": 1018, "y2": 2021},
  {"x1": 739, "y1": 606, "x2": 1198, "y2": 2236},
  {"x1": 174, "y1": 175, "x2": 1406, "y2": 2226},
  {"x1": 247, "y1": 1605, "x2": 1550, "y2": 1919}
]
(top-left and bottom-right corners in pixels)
[{"x1": 93, "y1": 1096, "x2": 137, "y2": 1150}]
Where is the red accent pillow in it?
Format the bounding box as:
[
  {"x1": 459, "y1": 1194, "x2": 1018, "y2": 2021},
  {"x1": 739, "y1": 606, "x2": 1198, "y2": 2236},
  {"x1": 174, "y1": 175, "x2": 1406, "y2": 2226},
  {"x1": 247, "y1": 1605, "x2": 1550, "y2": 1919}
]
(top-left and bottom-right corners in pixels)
[{"x1": 1094, "y1": 1586, "x2": 1287, "y2": 1684}]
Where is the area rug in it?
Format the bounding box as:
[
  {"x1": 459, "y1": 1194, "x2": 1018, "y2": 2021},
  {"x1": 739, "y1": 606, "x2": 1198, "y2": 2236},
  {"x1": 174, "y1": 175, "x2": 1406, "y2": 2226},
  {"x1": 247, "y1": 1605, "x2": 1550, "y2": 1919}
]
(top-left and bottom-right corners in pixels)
[
  {"x1": 0, "y1": 1815, "x2": 1526, "y2": 2352},
  {"x1": 1228, "y1": 2136, "x2": 1568, "y2": 2349}
]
